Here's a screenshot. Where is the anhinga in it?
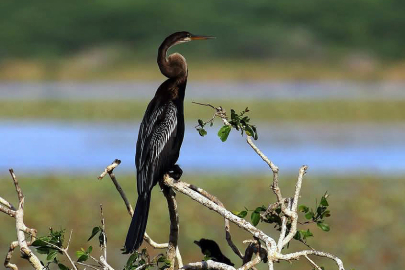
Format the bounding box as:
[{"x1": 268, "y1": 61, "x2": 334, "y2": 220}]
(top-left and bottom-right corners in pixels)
[{"x1": 124, "y1": 31, "x2": 214, "y2": 253}]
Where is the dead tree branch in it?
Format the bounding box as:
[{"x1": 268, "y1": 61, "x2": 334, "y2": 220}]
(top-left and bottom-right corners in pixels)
[
  {"x1": 4, "y1": 241, "x2": 19, "y2": 270},
  {"x1": 1, "y1": 169, "x2": 42, "y2": 270},
  {"x1": 98, "y1": 159, "x2": 134, "y2": 217},
  {"x1": 98, "y1": 160, "x2": 167, "y2": 248},
  {"x1": 163, "y1": 175, "x2": 278, "y2": 254},
  {"x1": 159, "y1": 102, "x2": 346, "y2": 270},
  {"x1": 98, "y1": 160, "x2": 183, "y2": 267},
  {"x1": 100, "y1": 204, "x2": 107, "y2": 261},
  {"x1": 159, "y1": 183, "x2": 181, "y2": 270},
  {"x1": 187, "y1": 184, "x2": 243, "y2": 259}
]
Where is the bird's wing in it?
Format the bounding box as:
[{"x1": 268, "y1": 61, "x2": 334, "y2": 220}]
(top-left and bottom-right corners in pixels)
[{"x1": 136, "y1": 100, "x2": 178, "y2": 194}]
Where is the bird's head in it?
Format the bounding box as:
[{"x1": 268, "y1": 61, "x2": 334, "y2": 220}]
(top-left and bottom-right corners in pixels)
[
  {"x1": 165, "y1": 31, "x2": 215, "y2": 47},
  {"x1": 158, "y1": 31, "x2": 215, "y2": 79}
]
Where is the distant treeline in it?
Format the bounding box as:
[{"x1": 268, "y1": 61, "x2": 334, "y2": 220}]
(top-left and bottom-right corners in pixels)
[{"x1": 0, "y1": 0, "x2": 404, "y2": 61}]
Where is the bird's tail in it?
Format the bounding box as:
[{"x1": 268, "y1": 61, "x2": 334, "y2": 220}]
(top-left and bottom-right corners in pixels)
[{"x1": 124, "y1": 192, "x2": 151, "y2": 253}]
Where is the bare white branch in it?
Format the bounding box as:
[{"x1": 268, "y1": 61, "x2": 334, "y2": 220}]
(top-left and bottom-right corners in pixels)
[
  {"x1": 0, "y1": 204, "x2": 16, "y2": 217},
  {"x1": 100, "y1": 204, "x2": 107, "y2": 261},
  {"x1": 304, "y1": 254, "x2": 323, "y2": 270},
  {"x1": 281, "y1": 166, "x2": 307, "y2": 247},
  {"x1": 99, "y1": 160, "x2": 169, "y2": 251},
  {"x1": 98, "y1": 159, "x2": 121, "y2": 180},
  {"x1": 163, "y1": 175, "x2": 278, "y2": 252},
  {"x1": 100, "y1": 256, "x2": 114, "y2": 270},
  {"x1": 4, "y1": 241, "x2": 19, "y2": 270},
  {"x1": 76, "y1": 261, "x2": 101, "y2": 270},
  {"x1": 1, "y1": 169, "x2": 43, "y2": 270},
  {"x1": 278, "y1": 250, "x2": 345, "y2": 270},
  {"x1": 182, "y1": 260, "x2": 234, "y2": 270},
  {"x1": 186, "y1": 183, "x2": 243, "y2": 259},
  {"x1": 176, "y1": 246, "x2": 184, "y2": 268},
  {"x1": 143, "y1": 233, "x2": 168, "y2": 248},
  {"x1": 0, "y1": 196, "x2": 15, "y2": 211},
  {"x1": 159, "y1": 183, "x2": 180, "y2": 270}
]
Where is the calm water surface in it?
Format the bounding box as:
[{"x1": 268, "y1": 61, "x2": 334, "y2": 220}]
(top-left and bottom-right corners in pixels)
[
  {"x1": 1, "y1": 120, "x2": 404, "y2": 176},
  {"x1": 1, "y1": 81, "x2": 405, "y2": 100}
]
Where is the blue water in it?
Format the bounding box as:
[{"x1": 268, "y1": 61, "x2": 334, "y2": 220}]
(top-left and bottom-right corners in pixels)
[
  {"x1": 1, "y1": 120, "x2": 404, "y2": 176},
  {"x1": 1, "y1": 81, "x2": 405, "y2": 100}
]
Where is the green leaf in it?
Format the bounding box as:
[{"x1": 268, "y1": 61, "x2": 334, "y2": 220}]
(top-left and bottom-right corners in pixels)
[
  {"x1": 76, "y1": 250, "x2": 86, "y2": 258},
  {"x1": 36, "y1": 247, "x2": 51, "y2": 254},
  {"x1": 88, "y1": 226, "x2": 101, "y2": 241},
  {"x1": 47, "y1": 250, "x2": 58, "y2": 261},
  {"x1": 210, "y1": 122, "x2": 214, "y2": 127},
  {"x1": 320, "y1": 196, "x2": 329, "y2": 206},
  {"x1": 241, "y1": 116, "x2": 250, "y2": 123},
  {"x1": 232, "y1": 210, "x2": 248, "y2": 218},
  {"x1": 298, "y1": 205, "x2": 309, "y2": 213},
  {"x1": 86, "y1": 246, "x2": 92, "y2": 254},
  {"x1": 317, "y1": 222, "x2": 330, "y2": 232},
  {"x1": 126, "y1": 253, "x2": 138, "y2": 267},
  {"x1": 251, "y1": 211, "x2": 261, "y2": 226},
  {"x1": 251, "y1": 125, "x2": 258, "y2": 140},
  {"x1": 245, "y1": 125, "x2": 254, "y2": 137},
  {"x1": 305, "y1": 211, "x2": 314, "y2": 220},
  {"x1": 198, "y1": 128, "x2": 207, "y2": 137},
  {"x1": 293, "y1": 231, "x2": 301, "y2": 240},
  {"x1": 77, "y1": 254, "x2": 89, "y2": 262},
  {"x1": 218, "y1": 125, "x2": 231, "y2": 142},
  {"x1": 255, "y1": 206, "x2": 266, "y2": 212},
  {"x1": 157, "y1": 256, "x2": 166, "y2": 263},
  {"x1": 322, "y1": 210, "x2": 331, "y2": 217},
  {"x1": 32, "y1": 239, "x2": 48, "y2": 247},
  {"x1": 99, "y1": 230, "x2": 106, "y2": 246},
  {"x1": 58, "y1": 263, "x2": 69, "y2": 270},
  {"x1": 198, "y1": 119, "x2": 204, "y2": 127},
  {"x1": 230, "y1": 109, "x2": 238, "y2": 121},
  {"x1": 302, "y1": 229, "x2": 313, "y2": 239}
]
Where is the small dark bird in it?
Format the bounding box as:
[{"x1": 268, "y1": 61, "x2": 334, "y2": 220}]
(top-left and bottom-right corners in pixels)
[
  {"x1": 124, "y1": 32, "x2": 214, "y2": 253},
  {"x1": 194, "y1": 238, "x2": 234, "y2": 266}
]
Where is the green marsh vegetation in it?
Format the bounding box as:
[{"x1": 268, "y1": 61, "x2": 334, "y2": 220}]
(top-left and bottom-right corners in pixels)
[{"x1": 1, "y1": 99, "x2": 405, "y2": 122}]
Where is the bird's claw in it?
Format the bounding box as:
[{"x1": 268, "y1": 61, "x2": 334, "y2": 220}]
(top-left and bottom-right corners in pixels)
[{"x1": 168, "y1": 164, "x2": 183, "y2": 180}]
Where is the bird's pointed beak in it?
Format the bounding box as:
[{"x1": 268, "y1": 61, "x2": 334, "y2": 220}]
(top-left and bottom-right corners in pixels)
[
  {"x1": 190, "y1": 34, "x2": 216, "y2": 40},
  {"x1": 194, "y1": 240, "x2": 201, "y2": 247}
]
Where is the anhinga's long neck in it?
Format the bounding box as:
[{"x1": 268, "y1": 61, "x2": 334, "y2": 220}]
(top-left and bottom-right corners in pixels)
[{"x1": 157, "y1": 40, "x2": 187, "y2": 79}]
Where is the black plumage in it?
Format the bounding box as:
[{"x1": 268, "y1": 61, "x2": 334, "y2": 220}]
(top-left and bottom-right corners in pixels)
[
  {"x1": 194, "y1": 238, "x2": 235, "y2": 266},
  {"x1": 124, "y1": 31, "x2": 214, "y2": 253}
]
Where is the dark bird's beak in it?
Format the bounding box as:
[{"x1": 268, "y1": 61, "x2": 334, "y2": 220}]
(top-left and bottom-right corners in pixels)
[
  {"x1": 194, "y1": 240, "x2": 201, "y2": 247},
  {"x1": 190, "y1": 34, "x2": 216, "y2": 40}
]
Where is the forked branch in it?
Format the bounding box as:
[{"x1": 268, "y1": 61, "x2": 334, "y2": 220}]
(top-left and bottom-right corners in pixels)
[{"x1": 1, "y1": 169, "x2": 42, "y2": 270}]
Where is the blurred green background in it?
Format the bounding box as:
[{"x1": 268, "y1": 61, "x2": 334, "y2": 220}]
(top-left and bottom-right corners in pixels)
[
  {"x1": 0, "y1": 0, "x2": 405, "y2": 80},
  {"x1": 0, "y1": 1, "x2": 404, "y2": 270}
]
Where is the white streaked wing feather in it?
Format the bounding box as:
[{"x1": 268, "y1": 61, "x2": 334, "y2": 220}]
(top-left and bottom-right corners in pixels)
[{"x1": 137, "y1": 102, "x2": 177, "y2": 193}]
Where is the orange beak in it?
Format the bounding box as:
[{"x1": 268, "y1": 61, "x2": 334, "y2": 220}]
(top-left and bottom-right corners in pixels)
[{"x1": 190, "y1": 34, "x2": 216, "y2": 40}]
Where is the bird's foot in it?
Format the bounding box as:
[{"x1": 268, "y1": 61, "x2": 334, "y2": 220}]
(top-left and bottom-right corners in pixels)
[{"x1": 168, "y1": 164, "x2": 183, "y2": 181}]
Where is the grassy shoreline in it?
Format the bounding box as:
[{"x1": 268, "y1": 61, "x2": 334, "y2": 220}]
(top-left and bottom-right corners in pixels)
[
  {"x1": 0, "y1": 99, "x2": 404, "y2": 122},
  {"x1": 1, "y1": 59, "x2": 405, "y2": 81}
]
